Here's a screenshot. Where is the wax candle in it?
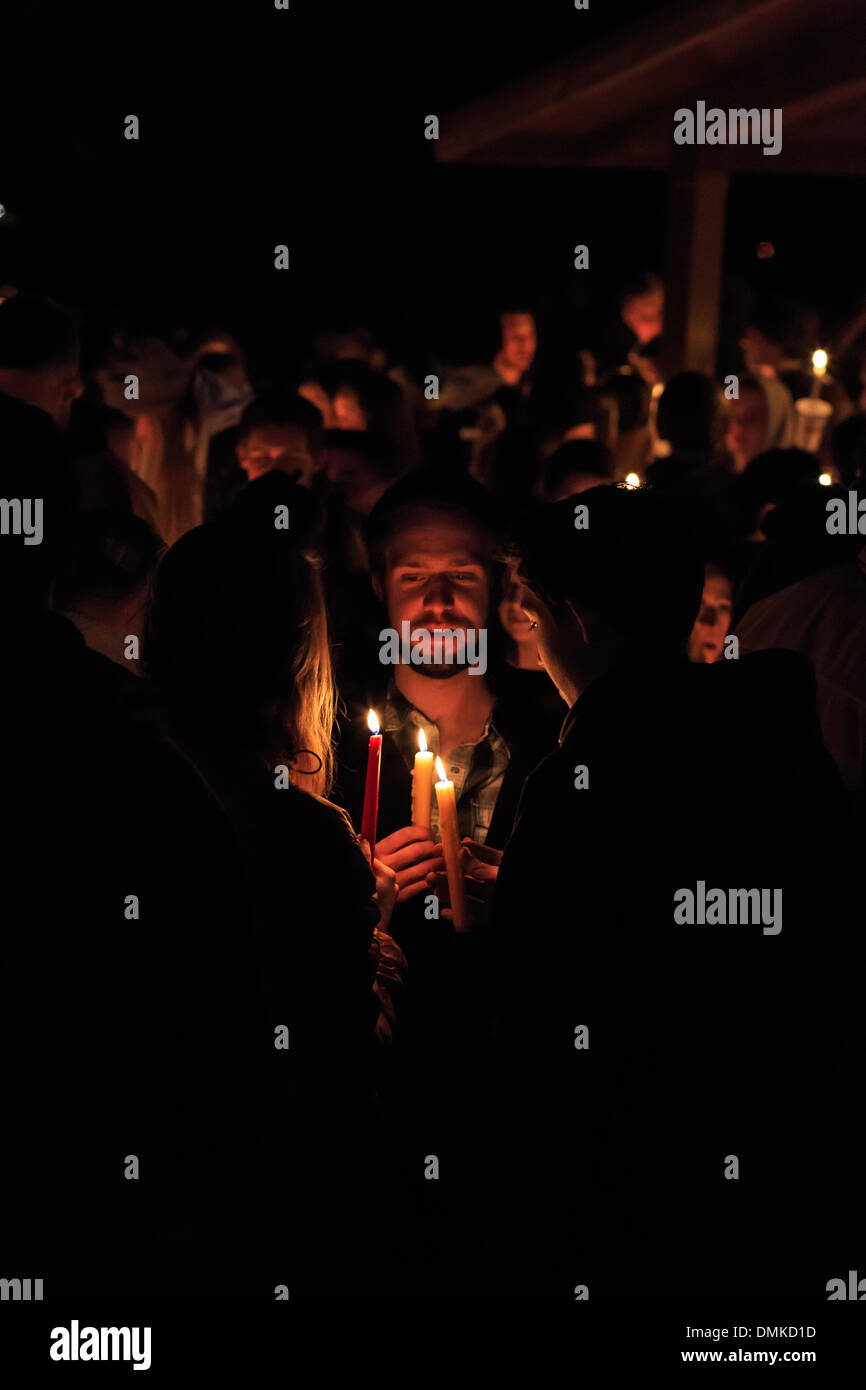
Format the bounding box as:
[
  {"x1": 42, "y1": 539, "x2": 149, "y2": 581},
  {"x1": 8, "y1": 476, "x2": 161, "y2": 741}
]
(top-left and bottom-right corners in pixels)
[
  {"x1": 434, "y1": 755, "x2": 470, "y2": 932},
  {"x1": 412, "y1": 727, "x2": 434, "y2": 829},
  {"x1": 360, "y1": 709, "x2": 382, "y2": 850},
  {"x1": 810, "y1": 348, "x2": 828, "y2": 399}
]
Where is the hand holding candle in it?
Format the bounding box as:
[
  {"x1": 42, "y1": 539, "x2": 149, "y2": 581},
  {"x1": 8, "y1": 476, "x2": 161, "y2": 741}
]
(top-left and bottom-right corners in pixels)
[
  {"x1": 434, "y1": 756, "x2": 470, "y2": 932},
  {"x1": 360, "y1": 709, "x2": 382, "y2": 850},
  {"x1": 412, "y1": 727, "x2": 434, "y2": 830}
]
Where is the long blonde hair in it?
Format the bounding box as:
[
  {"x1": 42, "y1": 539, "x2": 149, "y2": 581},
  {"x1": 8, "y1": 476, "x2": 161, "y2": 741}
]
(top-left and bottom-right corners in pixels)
[{"x1": 144, "y1": 520, "x2": 336, "y2": 798}]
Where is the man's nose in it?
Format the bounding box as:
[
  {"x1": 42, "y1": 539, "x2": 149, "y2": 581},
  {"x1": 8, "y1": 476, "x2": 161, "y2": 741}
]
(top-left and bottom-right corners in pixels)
[{"x1": 422, "y1": 574, "x2": 455, "y2": 612}]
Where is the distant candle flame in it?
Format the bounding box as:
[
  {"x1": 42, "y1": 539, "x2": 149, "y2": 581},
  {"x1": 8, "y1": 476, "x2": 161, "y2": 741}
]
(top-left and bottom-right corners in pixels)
[
  {"x1": 418, "y1": 727, "x2": 427, "y2": 753},
  {"x1": 435, "y1": 756, "x2": 447, "y2": 783},
  {"x1": 819, "y1": 473, "x2": 832, "y2": 487},
  {"x1": 367, "y1": 709, "x2": 380, "y2": 735},
  {"x1": 812, "y1": 349, "x2": 828, "y2": 373},
  {"x1": 625, "y1": 472, "x2": 641, "y2": 489}
]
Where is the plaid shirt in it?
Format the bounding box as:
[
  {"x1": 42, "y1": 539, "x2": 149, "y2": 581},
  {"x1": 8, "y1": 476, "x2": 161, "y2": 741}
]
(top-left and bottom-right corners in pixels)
[{"x1": 382, "y1": 685, "x2": 510, "y2": 845}]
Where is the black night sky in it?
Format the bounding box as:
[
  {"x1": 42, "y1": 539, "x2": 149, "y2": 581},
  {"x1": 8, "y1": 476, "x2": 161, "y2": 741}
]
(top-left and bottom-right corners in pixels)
[{"x1": 3, "y1": 0, "x2": 866, "y2": 369}]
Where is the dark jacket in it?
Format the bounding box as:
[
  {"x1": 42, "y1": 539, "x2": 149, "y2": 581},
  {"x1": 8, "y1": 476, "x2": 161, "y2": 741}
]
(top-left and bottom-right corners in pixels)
[
  {"x1": 484, "y1": 650, "x2": 864, "y2": 1298},
  {"x1": 0, "y1": 614, "x2": 271, "y2": 1297}
]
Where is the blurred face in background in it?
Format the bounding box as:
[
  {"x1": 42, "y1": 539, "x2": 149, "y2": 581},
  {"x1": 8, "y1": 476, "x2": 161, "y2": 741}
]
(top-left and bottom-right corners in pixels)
[
  {"x1": 725, "y1": 383, "x2": 767, "y2": 471},
  {"x1": 332, "y1": 386, "x2": 368, "y2": 431},
  {"x1": 622, "y1": 289, "x2": 664, "y2": 345},
  {"x1": 498, "y1": 574, "x2": 535, "y2": 645},
  {"x1": 325, "y1": 443, "x2": 389, "y2": 516},
  {"x1": 96, "y1": 336, "x2": 193, "y2": 415},
  {"x1": 499, "y1": 313, "x2": 537, "y2": 376},
  {"x1": 739, "y1": 326, "x2": 782, "y2": 374},
  {"x1": 0, "y1": 351, "x2": 83, "y2": 430},
  {"x1": 237, "y1": 424, "x2": 318, "y2": 485},
  {"x1": 688, "y1": 569, "x2": 732, "y2": 663}
]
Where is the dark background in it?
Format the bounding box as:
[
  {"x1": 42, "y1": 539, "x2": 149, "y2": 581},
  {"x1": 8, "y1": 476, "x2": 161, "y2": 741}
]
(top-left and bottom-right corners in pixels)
[{"x1": 3, "y1": 0, "x2": 865, "y2": 371}]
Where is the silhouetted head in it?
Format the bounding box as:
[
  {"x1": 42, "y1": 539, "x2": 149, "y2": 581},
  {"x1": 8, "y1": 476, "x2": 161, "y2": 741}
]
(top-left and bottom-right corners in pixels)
[
  {"x1": 144, "y1": 516, "x2": 334, "y2": 792},
  {"x1": 0, "y1": 295, "x2": 82, "y2": 429},
  {"x1": 505, "y1": 485, "x2": 703, "y2": 702}
]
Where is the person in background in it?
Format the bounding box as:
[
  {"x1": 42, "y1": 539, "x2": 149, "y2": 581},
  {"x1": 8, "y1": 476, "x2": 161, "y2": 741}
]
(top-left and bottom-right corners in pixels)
[
  {"x1": 492, "y1": 310, "x2": 537, "y2": 389},
  {"x1": 51, "y1": 509, "x2": 163, "y2": 672},
  {"x1": 206, "y1": 391, "x2": 325, "y2": 516},
  {"x1": 688, "y1": 562, "x2": 733, "y2": 663},
  {"x1": 0, "y1": 293, "x2": 83, "y2": 429},
  {"x1": 310, "y1": 359, "x2": 422, "y2": 469},
  {"x1": 539, "y1": 440, "x2": 614, "y2": 501},
  {"x1": 491, "y1": 565, "x2": 564, "y2": 733},
  {"x1": 66, "y1": 401, "x2": 161, "y2": 534},
  {"x1": 94, "y1": 325, "x2": 206, "y2": 545},
  {"x1": 725, "y1": 374, "x2": 795, "y2": 473}
]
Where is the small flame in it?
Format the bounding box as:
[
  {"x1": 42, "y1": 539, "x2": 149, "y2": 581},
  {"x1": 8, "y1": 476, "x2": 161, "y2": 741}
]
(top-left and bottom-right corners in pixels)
[
  {"x1": 418, "y1": 727, "x2": 427, "y2": 753},
  {"x1": 812, "y1": 349, "x2": 828, "y2": 373},
  {"x1": 367, "y1": 709, "x2": 380, "y2": 735},
  {"x1": 435, "y1": 756, "x2": 448, "y2": 783},
  {"x1": 819, "y1": 473, "x2": 832, "y2": 487},
  {"x1": 625, "y1": 472, "x2": 641, "y2": 489}
]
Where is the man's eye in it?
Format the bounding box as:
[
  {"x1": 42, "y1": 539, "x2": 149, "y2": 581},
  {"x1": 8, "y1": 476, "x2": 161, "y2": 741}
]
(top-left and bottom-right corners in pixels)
[
  {"x1": 401, "y1": 574, "x2": 423, "y2": 583},
  {"x1": 451, "y1": 572, "x2": 476, "y2": 582}
]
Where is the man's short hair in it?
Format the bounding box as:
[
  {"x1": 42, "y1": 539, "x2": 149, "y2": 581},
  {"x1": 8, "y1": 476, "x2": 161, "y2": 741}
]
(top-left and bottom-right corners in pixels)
[
  {"x1": 0, "y1": 294, "x2": 79, "y2": 371},
  {"x1": 236, "y1": 392, "x2": 323, "y2": 452},
  {"x1": 507, "y1": 485, "x2": 703, "y2": 643},
  {"x1": 365, "y1": 467, "x2": 502, "y2": 580}
]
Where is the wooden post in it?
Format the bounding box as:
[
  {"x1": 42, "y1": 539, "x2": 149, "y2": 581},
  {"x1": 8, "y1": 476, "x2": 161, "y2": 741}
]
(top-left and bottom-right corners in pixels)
[{"x1": 662, "y1": 167, "x2": 729, "y2": 378}]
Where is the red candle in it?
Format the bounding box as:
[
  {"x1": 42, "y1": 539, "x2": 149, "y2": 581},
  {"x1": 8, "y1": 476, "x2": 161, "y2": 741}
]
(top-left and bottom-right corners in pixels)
[{"x1": 360, "y1": 708, "x2": 382, "y2": 850}]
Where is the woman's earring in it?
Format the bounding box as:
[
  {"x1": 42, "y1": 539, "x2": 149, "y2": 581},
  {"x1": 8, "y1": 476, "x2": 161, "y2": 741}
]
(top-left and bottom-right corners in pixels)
[{"x1": 528, "y1": 620, "x2": 538, "y2": 631}]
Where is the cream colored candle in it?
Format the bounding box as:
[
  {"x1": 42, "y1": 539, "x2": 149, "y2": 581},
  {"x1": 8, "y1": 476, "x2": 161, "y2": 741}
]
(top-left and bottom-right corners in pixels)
[
  {"x1": 412, "y1": 728, "x2": 435, "y2": 829},
  {"x1": 434, "y1": 756, "x2": 470, "y2": 932}
]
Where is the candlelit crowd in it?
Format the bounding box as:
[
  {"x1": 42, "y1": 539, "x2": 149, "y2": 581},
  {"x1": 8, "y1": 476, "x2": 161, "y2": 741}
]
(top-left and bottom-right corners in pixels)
[{"x1": 2, "y1": 282, "x2": 865, "y2": 1300}]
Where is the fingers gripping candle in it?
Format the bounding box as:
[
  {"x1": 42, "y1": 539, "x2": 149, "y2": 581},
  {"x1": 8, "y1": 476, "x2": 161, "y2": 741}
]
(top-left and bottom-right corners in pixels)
[
  {"x1": 412, "y1": 727, "x2": 434, "y2": 829},
  {"x1": 361, "y1": 709, "x2": 382, "y2": 850},
  {"x1": 434, "y1": 756, "x2": 470, "y2": 932}
]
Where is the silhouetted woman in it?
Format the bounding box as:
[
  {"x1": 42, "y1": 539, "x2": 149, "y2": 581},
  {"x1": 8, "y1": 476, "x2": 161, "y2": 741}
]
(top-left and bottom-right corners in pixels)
[{"x1": 143, "y1": 501, "x2": 399, "y2": 1294}]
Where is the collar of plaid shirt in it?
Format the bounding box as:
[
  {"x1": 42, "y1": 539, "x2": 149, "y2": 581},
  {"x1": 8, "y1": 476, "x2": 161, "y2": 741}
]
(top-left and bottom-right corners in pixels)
[{"x1": 381, "y1": 684, "x2": 510, "y2": 845}]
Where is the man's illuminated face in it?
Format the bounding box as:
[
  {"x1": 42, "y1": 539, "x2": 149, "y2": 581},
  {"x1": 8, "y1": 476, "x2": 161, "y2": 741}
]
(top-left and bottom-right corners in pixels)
[
  {"x1": 380, "y1": 515, "x2": 491, "y2": 678},
  {"x1": 237, "y1": 424, "x2": 318, "y2": 484}
]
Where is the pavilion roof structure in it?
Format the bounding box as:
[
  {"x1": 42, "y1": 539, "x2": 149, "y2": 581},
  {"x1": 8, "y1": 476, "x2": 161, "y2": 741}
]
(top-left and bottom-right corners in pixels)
[{"x1": 436, "y1": 0, "x2": 866, "y2": 177}]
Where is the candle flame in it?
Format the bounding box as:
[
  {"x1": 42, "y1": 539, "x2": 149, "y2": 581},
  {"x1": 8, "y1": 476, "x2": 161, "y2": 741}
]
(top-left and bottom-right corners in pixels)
[
  {"x1": 819, "y1": 473, "x2": 832, "y2": 486},
  {"x1": 812, "y1": 349, "x2": 828, "y2": 372},
  {"x1": 625, "y1": 472, "x2": 641, "y2": 489},
  {"x1": 418, "y1": 727, "x2": 427, "y2": 753},
  {"x1": 367, "y1": 709, "x2": 380, "y2": 735},
  {"x1": 435, "y1": 756, "x2": 447, "y2": 783}
]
